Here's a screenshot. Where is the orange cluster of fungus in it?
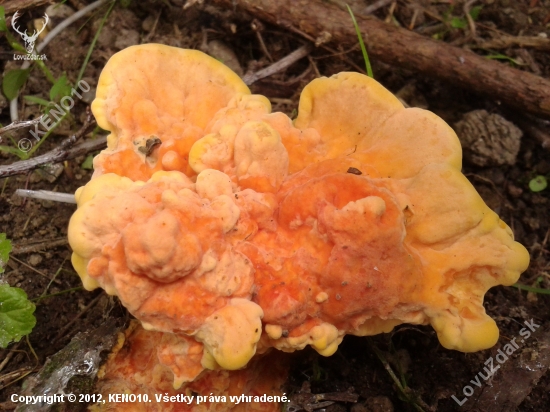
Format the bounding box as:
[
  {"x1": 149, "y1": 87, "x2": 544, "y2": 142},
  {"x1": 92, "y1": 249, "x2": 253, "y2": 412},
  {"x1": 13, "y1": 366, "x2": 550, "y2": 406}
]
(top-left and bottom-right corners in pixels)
[
  {"x1": 92, "y1": 322, "x2": 288, "y2": 412},
  {"x1": 69, "y1": 45, "x2": 529, "y2": 392}
]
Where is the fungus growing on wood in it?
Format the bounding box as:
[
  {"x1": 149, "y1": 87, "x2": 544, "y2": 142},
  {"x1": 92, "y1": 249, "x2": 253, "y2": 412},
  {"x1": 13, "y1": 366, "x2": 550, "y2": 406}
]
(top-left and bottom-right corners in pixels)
[{"x1": 69, "y1": 44, "x2": 529, "y2": 391}]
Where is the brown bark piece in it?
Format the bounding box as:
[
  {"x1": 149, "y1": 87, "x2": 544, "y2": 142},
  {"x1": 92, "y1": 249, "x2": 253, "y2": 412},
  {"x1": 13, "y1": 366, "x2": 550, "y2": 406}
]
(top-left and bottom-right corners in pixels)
[{"x1": 212, "y1": 0, "x2": 550, "y2": 120}]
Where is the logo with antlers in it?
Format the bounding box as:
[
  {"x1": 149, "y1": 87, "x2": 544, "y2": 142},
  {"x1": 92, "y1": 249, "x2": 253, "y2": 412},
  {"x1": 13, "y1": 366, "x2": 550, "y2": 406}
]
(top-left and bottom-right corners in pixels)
[{"x1": 12, "y1": 11, "x2": 49, "y2": 54}]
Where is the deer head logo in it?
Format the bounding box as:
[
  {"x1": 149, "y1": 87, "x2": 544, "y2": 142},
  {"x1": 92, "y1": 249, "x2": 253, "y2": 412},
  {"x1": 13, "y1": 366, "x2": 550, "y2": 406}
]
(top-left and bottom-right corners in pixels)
[{"x1": 12, "y1": 11, "x2": 49, "y2": 54}]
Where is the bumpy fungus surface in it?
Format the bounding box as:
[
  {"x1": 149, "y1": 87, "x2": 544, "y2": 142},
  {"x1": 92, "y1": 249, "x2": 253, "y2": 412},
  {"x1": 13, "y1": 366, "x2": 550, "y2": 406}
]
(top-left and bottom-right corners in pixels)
[
  {"x1": 69, "y1": 44, "x2": 529, "y2": 387},
  {"x1": 92, "y1": 321, "x2": 287, "y2": 412}
]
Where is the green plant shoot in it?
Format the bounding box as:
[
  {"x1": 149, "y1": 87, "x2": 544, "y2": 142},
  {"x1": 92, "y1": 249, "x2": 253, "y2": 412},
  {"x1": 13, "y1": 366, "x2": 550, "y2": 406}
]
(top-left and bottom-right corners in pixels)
[
  {"x1": 347, "y1": 5, "x2": 373, "y2": 78},
  {"x1": 529, "y1": 175, "x2": 547, "y2": 192}
]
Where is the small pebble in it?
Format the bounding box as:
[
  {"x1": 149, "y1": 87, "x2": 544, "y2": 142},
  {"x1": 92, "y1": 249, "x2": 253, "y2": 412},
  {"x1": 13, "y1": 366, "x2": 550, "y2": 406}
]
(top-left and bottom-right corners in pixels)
[{"x1": 28, "y1": 254, "x2": 43, "y2": 267}]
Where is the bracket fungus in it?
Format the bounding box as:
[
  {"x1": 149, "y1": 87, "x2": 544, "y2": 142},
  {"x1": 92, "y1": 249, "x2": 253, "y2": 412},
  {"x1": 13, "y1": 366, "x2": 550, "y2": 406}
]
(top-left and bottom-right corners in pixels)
[{"x1": 68, "y1": 44, "x2": 529, "y2": 394}]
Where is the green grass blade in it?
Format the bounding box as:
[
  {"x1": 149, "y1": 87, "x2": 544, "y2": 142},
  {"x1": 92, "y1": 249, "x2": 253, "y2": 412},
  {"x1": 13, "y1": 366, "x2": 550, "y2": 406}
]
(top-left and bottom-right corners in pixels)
[
  {"x1": 347, "y1": 5, "x2": 373, "y2": 78},
  {"x1": 513, "y1": 283, "x2": 550, "y2": 295},
  {"x1": 76, "y1": 0, "x2": 116, "y2": 83}
]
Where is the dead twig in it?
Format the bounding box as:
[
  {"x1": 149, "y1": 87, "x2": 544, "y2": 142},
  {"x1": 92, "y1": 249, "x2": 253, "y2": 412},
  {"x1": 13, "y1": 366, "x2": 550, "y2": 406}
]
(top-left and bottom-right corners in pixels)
[
  {"x1": 269, "y1": 65, "x2": 313, "y2": 86},
  {"x1": 362, "y1": 0, "x2": 394, "y2": 15},
  {"x1": 0, "y1": 367, "x2": 33, "y2": 391},
  {"x1": 401, "y1": 0, "x2": 446, "y2": 24},
  {"x1": 464, "y1": 173, "x2": 505, "y2": 200},
  {"x1": 15, "y1": 189, "x2": 76, "y2": 204},
  {"x1": 242, "y1": 44, "x2": 313, "y2": 85},
  {"x1": 314, "y1": 43, "x2": 360, "y2": 59},
  {"x1": 52, "y1": 292, "x2": 104, "y2": 344},
  {"x1": 143, "y1": 10, "x2": 161, "y2": 43},
  {"x1": 267, "y1": 24, "x2": 367, "y2": 74},
  {"x1": 0, "y1": 118, "x2": 44, "y2": 139},
  {"x1": 0, "y1": 112, "x2": 103, "y2": 178},
  {"x1": 213, "y1": 0, "x2": 550, "y2": 120},
  {"x1": 384, "y1": 1, "x2": 397, "y2": 24},
  {"x1": 251, "y1": 19, "x2": 273, "y2": 62},
  {"x1": 289, "y1": 381, "x2": 358, "y2": 412},
  {"x1": 308, "y1": 55, "x2": 321, "y2": 78},
  {"x1": 12, "y1": 238, "x2": 69, "y2": 255},
  {"x1": 0, "y1": 342, "x2": 22, "y2": 373},
  {"x1": 366, "y1": 338, "x2": 432, "y2": 412},
  {"x1": 507, "y1": 114, "x2": 550, "y2": 151},
  {"x1": 409, "y1": 8, "x2": 420, "y2": 30},
  {"x1": 8, "y1": 255, "x2": 62, "y2": 284},
  {"x1": 269, "y1": 98, "x2": 294, "y2": 105},
  {"x1": 463, "y1": 0, "x2": 478, "y2": 39},
  {"x1": 520, "y1": 123, "x2": 550, "y2": 151}
]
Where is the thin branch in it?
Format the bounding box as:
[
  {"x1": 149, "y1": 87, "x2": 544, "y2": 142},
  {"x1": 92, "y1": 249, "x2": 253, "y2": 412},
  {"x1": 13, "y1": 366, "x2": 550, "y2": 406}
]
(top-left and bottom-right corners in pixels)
[
  {"x1": 366, "y1": 338, "x2": 431, "y2": 412},
  {"x1": 242, "y1": 44, "x2": 313, "y2": 85},
  {"x1": 251, "y1": 19, "x2": 273, "y2": 62},
  {"x1": 0, "y1": 136, "x2": 105, "y2": 178},
  {"x1": 463, "y1": 0, "x2": 478, "y2": 39},
  {"x1": 0, "y1": 117, "x2": 43, "y2": 136},
  {"x1": 12, "y1": 238, "x2": 69, "y2": 255},
  {"x1": 0, "y1": 112, "x2": 100, "y2": 178},
  {"x1": 0, "y1": 342, "x2": 22, "y2": 373},
  {"x1": 362, "y1": 0, "x2": 394, "y2": 15},
  {"x1": 214, "y1": 0, "x2": 550, "y2": 119},
  {"x1": 506, "y1": 112, "x2": 550, "y2": 151},
  {"x1": 269, "y1": 65, "x2": 313, "y2": 86},
  {"x1": 0, "y1": 367, "x2": 33, "y2": 391},
  {"x1": 8, "y1": 255, "x2": 61, "y2": 284},
  {"x1": 52, "y1": 292, "x2": 104, "y2": 344},
  {"x1": 15, "y1": 190, "x2": 76, "y2": 204}
]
